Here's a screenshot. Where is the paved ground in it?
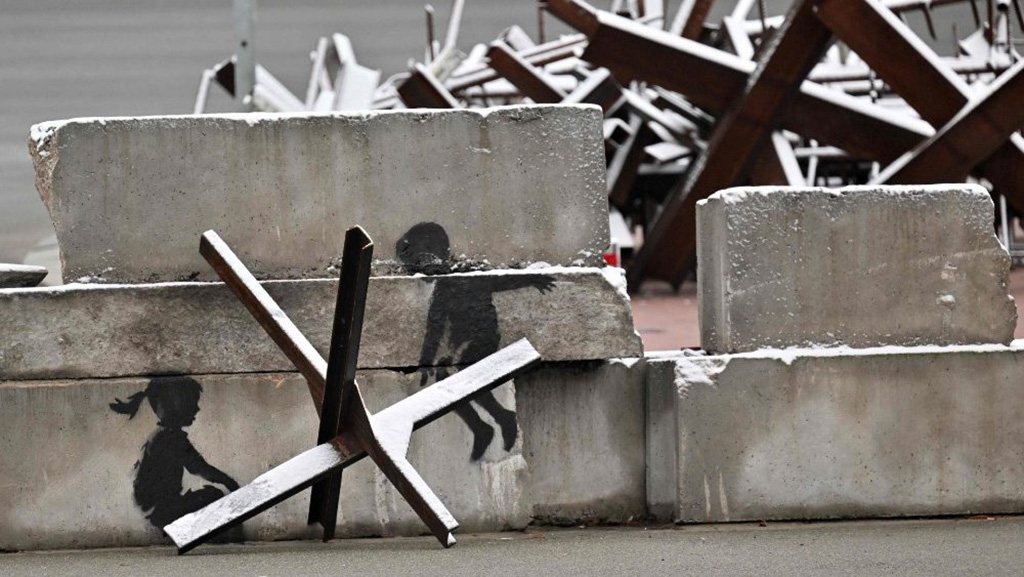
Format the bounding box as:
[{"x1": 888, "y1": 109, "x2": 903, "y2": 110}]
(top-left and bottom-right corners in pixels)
[{"x1": 3, "y1": 517, "x2": 1022, "y2": 576}]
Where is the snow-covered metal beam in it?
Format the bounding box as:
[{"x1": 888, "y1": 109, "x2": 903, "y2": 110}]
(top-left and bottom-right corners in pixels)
[{"x1": 876, "y1": 60, "x2": 1024, "y2": 184}]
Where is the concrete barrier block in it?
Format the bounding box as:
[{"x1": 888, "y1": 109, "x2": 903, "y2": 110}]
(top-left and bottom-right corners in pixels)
[
  {"x1": 697, "y1": 185, "x2": 1016, "y2": 352},
  {"x1": 646, "y1": 344, "x2": 1024, "y2": 523},
  {"x1": 0, "y1": 268, "x2": 641, "y2": 380},
  {"x1": 0, "y1": 360, "x2": 645, "y2": 551},
  {"x1": 29, "y1": 105, "x2": 608, "y2": 284}
]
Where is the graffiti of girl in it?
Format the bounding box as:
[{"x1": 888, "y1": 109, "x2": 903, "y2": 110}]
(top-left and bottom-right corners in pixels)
[{"x1": 110, "y1": 376, "x2": 239, "y2": 529}]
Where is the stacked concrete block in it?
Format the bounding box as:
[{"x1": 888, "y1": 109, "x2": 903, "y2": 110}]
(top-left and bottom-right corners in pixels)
[
  {"x1": 29, "y1": 106, "x2": 609, "y2": 284},
  {"x1": 697, "y1": 185, "x2": 1016, "y2": 353},
  {"x1": 1, "y1": 106, "x2": 645, "y2": 551},
  {"x1": 649, "y1": 184, "x2": 1024, "y2": 524}
]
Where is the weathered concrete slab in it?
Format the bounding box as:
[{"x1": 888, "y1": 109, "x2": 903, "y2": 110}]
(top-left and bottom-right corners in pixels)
[
  {"x1": 0, "y1": 264, "x2": 47, "y2": 288},
  {"x1": 697, "y1": 185, "x2": 1016, "y2": 353},
  {"x1": 646, "y1": 344, "x2": 1024, "y2": 523},
  {"x1": 29, "y1": 105, "x2": 608, "y2": 284},
  {"x1": 0, "y1": 268, "x2": 641, "y2": 380},
  {"x1": 0, "y1": 360, "x2": 645, "y2": 551}
]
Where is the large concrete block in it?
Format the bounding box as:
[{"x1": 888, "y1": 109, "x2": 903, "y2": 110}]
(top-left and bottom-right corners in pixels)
[
  {"x1": 646, "y1": 344, "x2": 1024, "y2": 523},
  {"x1": 29, "y1": 105, "x2": 608, "y2": 284},
  {"x1": 0, "y1": 268, "x2": 640, "y2": 381},
  {"x1": 697, "y1": 185, "x2": 1016, "y2": 352},
  {"x1": 0, "y1": 360, "x2": 645, "y2": 550}
]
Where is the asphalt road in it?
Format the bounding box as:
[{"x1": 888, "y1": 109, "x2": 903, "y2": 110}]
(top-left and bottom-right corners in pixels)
[
  {"x1": 0, "y1": 0, "x2": 997, "y2": 264},
  {"x1": 3, "y1": 518, "x2": 1023, "y2": 576}
]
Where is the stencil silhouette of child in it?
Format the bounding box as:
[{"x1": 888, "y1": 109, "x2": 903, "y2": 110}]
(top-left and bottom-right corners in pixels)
[
  {"x1": 110, "y1": 376, "x2": 239, "y2": 529},
  {"x1": 397, "y1": 222, "x2": 554, "y2": 460}
]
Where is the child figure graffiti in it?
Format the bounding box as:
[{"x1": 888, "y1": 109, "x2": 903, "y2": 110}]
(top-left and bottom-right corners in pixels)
[
  {"x1": 397, "y1": 222, "x2": 555, "y2": 460},
  {"x1": 109, "y1": 376, "x2": 240, "y2": 529}
]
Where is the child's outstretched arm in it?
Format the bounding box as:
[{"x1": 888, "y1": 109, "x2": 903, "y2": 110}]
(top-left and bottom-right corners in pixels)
[{"x1": 184, "y1": 442, "x2": 240, "y2": 491}]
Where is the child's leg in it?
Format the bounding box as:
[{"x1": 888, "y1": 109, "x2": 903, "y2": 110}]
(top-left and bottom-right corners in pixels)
[
  {"x1": 474, "y1": 391, "x2": 518, "y2": 452},
  {"x1": 454, "y1": 403, "x2": 494, "y2": 461}
]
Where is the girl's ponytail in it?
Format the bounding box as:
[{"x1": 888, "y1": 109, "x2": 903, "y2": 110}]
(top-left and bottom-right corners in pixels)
[{"x1": 109, "y1": 391, "x2": 147, "y2": 419}]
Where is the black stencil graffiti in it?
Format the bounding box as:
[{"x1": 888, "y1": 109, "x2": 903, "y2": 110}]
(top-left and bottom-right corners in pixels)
[
  {"x1": 110, "y1": 376, "x2": 240, "y2": 529},
  {"x1": 397, "y1": 222, "x2": 554, "y2": 460}
]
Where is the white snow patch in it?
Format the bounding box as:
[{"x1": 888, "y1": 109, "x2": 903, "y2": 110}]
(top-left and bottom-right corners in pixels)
[
  {"x1": 706, "y1": 183, "x2": 990, "y2": 206},
  {"x1": 705, "y1": 341, "x2": 1024, "y2": 364},
  {"x1": 672, "y1": 357, "x2": 725, "y2": 394},
  {"x1": 608, "y1": 357, "x2": 643, "y2": 369},
  {"x1": 599, "y1": 266, "x2": 630, "y2": 302}
]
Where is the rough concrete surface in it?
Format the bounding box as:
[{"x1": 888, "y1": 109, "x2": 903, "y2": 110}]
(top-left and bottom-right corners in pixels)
[
  {"x1": 29, "y1": 105, "x2": 608, "y2": 283},
  {"x1": 0, "y1": 264, "x2": 47, "y2": 288},
  {"x1": 0, "y1": 361, "x2": 645, "y2": 551},
  {"x1": 0, "y1": 268, "x2": 641, "y2": 380},
  {"x1": 5, "y1": 519, "x2": 1024, "y2": 577},
  {"x1": 697, "y1": 185, "x2": 1017, "y2": 353},
  {"x1": 646, "y1": 344, "x2": 1024, "y2": 523}
]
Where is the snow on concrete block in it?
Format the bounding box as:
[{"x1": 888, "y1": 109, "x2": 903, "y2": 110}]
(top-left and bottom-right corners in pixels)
[
  {"x1": 697, "y1": 184, "x2": 1016, "y2": 353},
  {"x1": 646, "y1": 344, "x2": 1024, "y2": 523},
  {"x1": 29, "y1": 105, "x2": 608, "y2": 284}
]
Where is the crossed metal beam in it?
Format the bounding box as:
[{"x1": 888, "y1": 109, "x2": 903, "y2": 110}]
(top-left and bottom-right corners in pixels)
[{"x1": 163, "y1": 227, "x2": 541, "y2": 553}]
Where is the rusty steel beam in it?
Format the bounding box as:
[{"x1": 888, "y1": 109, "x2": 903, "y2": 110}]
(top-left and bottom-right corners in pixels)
[
  {"x1": 815, "y1": 0, "x2": 1024, "y2": 206},
  {"x1": 446, "y1": 34, "x2": 587, "y2": 93},
  {"x1": 307, "y1": 226, "x2": 373, "y2": 538},
  {"x1": 627, "y1": 0, "x2": 834, "y2": 287},
  {"x1": 816, "y1": 0, "x2": 970, "y2": 126},
  {"x1": 563, "y1": 67, "x2": 623, "y2": 113},
  {"x1": 877, "y1": 60, "x2": 1024, "y2": 184},
  {"x1": 751, "y1": 132, "x2": 806, "y2": 186},
  {"x1": 554, "y1": 4, "x2": 933, "y2": 163},
  {"x1": 397, "y1": 63, "x2": 460, "y2": 108},
  {"x1": 608, "y1": 115, "x2": 657, "y2": 207},
  {"x1": 199, "y1": 232, "x2": 327, "y2": 412},
  {"x1": 487, "y1": 41, "x2": 566, "y2": 103}
]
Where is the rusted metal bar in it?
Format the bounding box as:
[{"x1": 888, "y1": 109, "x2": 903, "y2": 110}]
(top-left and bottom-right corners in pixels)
[
  {"x1": 877, "y1": 60, "x2": 1024, "y2": 183},
  {"x1": 487, "y1": 41, "x2": 566, "y2": 103},
  {"x1": 199, "y1": 231, "x2": 327, "y2": 411},
  {"x1": 750, "y1": 132, "x2": 806, "y2": 185},
  {"x1": 446, "y1": 36, "x2": 586, "y2": 93},
  {"x1": 816, "y1": 0, "x2": 1024, "y2": 204},
  {"x1": 608, "y1": 115, "x2": 657, "y2": 207},
  {"x1": 560, "y1": 5, "x2": 932, "y2": 162},
  {"x1": 627, "y1": 0, "x2": 835, "y2": 287},
  {"x1": 562, "y1": 67, "x2": 623, "y2": 113},
  {"x1": 308, "y1": 226, "x2": 373, "y2": 539},
  {"x1": 398, "y1": 63, "x2": 460, "y2": 107},
  {"x1": 620, "y1": 88, "x2": 701, "y2": 148},
  {"x1": 815, "y1": 0, "x2": 971, "y2": 129}
]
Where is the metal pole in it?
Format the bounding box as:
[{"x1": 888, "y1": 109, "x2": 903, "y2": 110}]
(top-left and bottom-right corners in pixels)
[
  {"x1": 425, "y1": 5, "x2": 437, "y2": 63},
  {"x1": 234, "y1": 0, "x2": 256, "y2": 111}
]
